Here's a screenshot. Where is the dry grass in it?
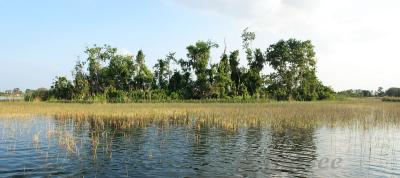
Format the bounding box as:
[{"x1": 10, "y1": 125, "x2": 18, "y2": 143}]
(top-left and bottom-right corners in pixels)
[{"x1": 0, "y1": 99, "x2": 399, "y2": 130}]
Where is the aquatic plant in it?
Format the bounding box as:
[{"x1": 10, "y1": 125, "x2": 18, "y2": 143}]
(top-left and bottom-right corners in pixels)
[{"x1": 0, "y1": 99, "x2": 399, "y2": 130}]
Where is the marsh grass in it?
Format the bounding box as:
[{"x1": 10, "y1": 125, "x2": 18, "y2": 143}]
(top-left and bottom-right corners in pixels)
[
  {"x1": 1, "y1": 100, "x2": 399, "y2": 165},
  {"x1": 0, "y1": 99, "x2": 399, "y2": 130}
]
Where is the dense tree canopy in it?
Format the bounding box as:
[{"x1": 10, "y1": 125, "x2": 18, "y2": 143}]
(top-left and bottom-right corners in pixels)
[
  {"x1": 266, "y1": 39, "x2": 333, "y2": 100},
  {"x1": 185, "y1": 41, "x2": 219, "y2": 98},
  {"x1": 26, "y1": 29, "x2": 336, "y2": 102},
  {"x1": 386, "y1": 87, "x2": 400, "y2": 97}
]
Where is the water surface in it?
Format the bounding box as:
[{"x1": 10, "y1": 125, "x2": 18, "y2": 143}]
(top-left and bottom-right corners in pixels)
[{"x1": 0, "y1": 117, "x2": 399, "y2": 177}]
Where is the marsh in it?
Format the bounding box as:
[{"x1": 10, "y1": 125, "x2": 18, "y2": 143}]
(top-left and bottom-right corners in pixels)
[{"x1": 0, "y1": 100, "x2": 399, "y2": 177}]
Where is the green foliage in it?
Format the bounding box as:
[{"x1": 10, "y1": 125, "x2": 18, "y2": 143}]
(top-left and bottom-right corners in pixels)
[
  {"x1": 243, "y1": 68, "x2": 263, "y2": 96},
  {"x1": 266, "y1": 39, "x2": 333, "y2": 101},
  {"x1": 186, "y1": 41, "x2": 219, "y2": 98},
  {"x1": 316, "y1": 84, "x2": 335, "y2": 100},
  {"x1": 377, "y1": 87, "x2": 385, "y2": 97},
  {"x1": 154, "y1": 52, "x2": 174, "y2": 90},
  {"x1": 134, "y1": 50, "x2": 153, "y2": 90},
  {"x1": 241, "y1": 27, "x2": 256, "y2": 51},
  {"x1": 229, "y1": 50, "x2": 241, "y2": 96},
  {"x1": 72, "y1": 60, "x2": 90, "y2": 100},
  {"x1": 51, "y1": 76, "x2": 74, "y2": 100},
  {"x1": 43, "y1": 29, "x2": 336, "y2": 103},
  {"x1": 149, "y1": 89, "x2": 169, "y2": 101},
  {"x1": 337, "y1": 89, "x2": 373, "y2": 98},
  {"x1": 107, "y1": 54, "x2": 135, "y2": 91},
  {"x1": 240, "y1": 84, "x2": 250, "y2": 100},
  {"x1": 106, "y1": 88, "x2": 128, "y2": 103},
  {"x1": 214, "y1": 54, "x2": 232, "y2": 98},
  {"x1": 168, "y1": 71, "x2": 193, "y2": 99},
  {"x1": 86, "y1": 45, "x2": 117, "y2": 95},
  {"x1": 24, "y1": 88, "x2": 51, "y2": 101},
  {"x1": 386, "y1": 87, "x2": 400, "y2": 97},
  {"x1": 88, "y1": 94, "x2": 107, "y2": 103}
]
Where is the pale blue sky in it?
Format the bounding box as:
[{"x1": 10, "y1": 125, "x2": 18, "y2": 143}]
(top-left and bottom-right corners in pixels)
[{"x1": 1, "y1": 0, "x2": 399, "y2": 91}]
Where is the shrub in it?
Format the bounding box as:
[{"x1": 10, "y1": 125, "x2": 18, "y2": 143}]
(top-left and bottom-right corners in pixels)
[
  {"x1": 24, "y1": 88, "x2": 51, "y2": 101},
  {"x1": 106, "y1": 88, "x2": 128, "y2": 103}
]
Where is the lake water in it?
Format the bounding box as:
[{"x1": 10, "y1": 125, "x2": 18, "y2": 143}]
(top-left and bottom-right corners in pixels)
[
  {"x1": 0, "y1": 117, "x2": 399, "y2": 177},
  {"x1": 0, "y1": 96, "x2": 23, "y2": 101}
]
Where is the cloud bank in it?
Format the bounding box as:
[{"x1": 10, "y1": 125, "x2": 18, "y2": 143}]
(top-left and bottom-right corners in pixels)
[{"x1": 168, "y1": 0, "x2": 400, "y2": 90}]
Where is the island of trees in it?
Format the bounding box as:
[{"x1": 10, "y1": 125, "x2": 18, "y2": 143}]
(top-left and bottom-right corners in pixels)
[{"x1": 19, "y1": 29, "x2": 398, "y2": 103}]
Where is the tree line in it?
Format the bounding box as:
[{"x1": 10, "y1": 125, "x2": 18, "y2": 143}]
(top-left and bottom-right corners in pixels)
[
  {"x1": 337, "y1": 87, "x2": 400, "y2": 98},
  {"x1": 25, "y1": 29, "x2": 336, "y2": 102},
  {"x1": 0, "y1": 88, "x2": 23, "y2": 97}
]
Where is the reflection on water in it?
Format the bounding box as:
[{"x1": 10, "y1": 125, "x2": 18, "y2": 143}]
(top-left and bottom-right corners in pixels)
[{"x1": 0, "y1": 117, "x2": 399, "y2": 177}]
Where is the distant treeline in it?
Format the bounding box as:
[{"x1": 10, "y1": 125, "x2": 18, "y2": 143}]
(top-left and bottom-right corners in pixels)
[
  {"x1": 25, "y1": 28, "x2": 336, "y2": 102},
  {"x1": 337, "y1": 87, "x2": 400, "y2": 98},
  {"x1": 0, "y1": 88, "x2": 23, "y2": 97}
]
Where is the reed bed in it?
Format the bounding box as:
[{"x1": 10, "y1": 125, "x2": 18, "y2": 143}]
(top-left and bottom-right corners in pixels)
[
  {"x1": 0, "y1": 100, "x2": 399, "y2": 130},
  {"x1": 1, "y1": 100, "x2": 399, "y2": 159}
]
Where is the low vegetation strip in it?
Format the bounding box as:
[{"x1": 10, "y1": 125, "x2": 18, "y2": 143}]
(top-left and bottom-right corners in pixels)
[
  {"x1": 382, "y1": 97, "x2": 400, "y2": 102},
  {"x1": 1, "y1": 100, "x2": 399, "y2": 129}
]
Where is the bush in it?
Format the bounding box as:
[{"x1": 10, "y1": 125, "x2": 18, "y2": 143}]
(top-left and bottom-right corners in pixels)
[
  {"x1": 106, "y1": 88, "x2": 129, "y2": 103},
  {"x1": 88, "y1": 94, "x2": 107, "y2": 103},
  {"x1": 24, "y1": 88, "x2": 51, "y2": 101},
  {"x1": 127, "y1": 90, "x2": 146, "y2": 101},
  {"x1": 317, "y1": 85, "x2": 335, "y2": 100},
  {"x1": 149, "y1": 89, "x2": 168, "y2": 101},
  {"x1": 169, "y1": 92, "x2": 183, "y2": 100}
]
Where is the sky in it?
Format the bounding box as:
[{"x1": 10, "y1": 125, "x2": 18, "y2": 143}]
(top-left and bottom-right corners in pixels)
[{"x1": 0, "y1": 0, "x2": 399, "y2": 91}]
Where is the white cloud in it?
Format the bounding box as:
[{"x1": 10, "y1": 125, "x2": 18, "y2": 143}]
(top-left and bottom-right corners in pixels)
[
  {"x1": 168, "y1": 0, "x2": 400, "y2": 90},
  {"x1": 116, "y1": 48, "x2": 133, "y2": 57}
]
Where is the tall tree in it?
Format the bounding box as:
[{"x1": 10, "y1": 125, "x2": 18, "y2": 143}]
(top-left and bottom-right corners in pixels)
[
  {"x1": 86, "y1": 45, "x2": 117, "y2": 95},
  {"x1": 244, "y1": 49, "x2": 266, "y2": 96},
  {"x1": 51, "y1": 76, "x2": 74, "y2": 100},
  {"x1": 229, "y1": 50, "x2": 241, "y2": 96},
  {"x1": 377, "y1": 87, "x2": 385, "y2": 97},
  {"x1": 72, "y1": 60, "x2": 89, "y2": 100},
  {"x1": 168, "y1": 57, "x2": 195, "y2": 99},
  {"x1": 154, "y1": 52, "x2": 174, "y2": 90},
  {"x1": 242, "y1": 27, "x2": 256, "y2": 65},
  {"x1": 241, "y1": 28, "x2": 266, "y2": 96},
  {"x1": 186, "y1": 41, "x2": 218, "y2": 98},
  {"x1": 266, "y1": 39, "x2": 331, "y2": 100},
  {"x1": 214, "y1": 53, "x2": 232, "y2": 98},
  {"x1": 134, "y1": 50, "x2": 153, "y2": 91},
  {"x1": 107, "y1": 54, "x2": 135, "y2": 91}
]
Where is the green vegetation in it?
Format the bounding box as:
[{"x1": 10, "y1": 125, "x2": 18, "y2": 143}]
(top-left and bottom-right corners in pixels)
[
  {"x1": 385, "y1": 87, "x2": 400, "y2": 97},
  {"x1": 337, "y1": 87, "x2": 400, "y2": 99},
  {"x1": 265, "y1": 39, "x2": 333, "y2": 101},
  {"x1": 14, "y1": 28, "x2": 397, "y2": 103},
  {"x1": 382, "y1": 97, "x2": 400, "y2": 102},
  {"x1": 24, "y1": 29, "x2": 334, "y2": 103},
  {"x1": 337, "y1": 89, "x2": 374, "y2": 98},
  {"x1": 24, "y1": 88, "x2": 51, "y2": 101}
]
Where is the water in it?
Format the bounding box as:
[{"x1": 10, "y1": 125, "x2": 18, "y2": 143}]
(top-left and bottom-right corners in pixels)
[
  {"x1": 0, "y1": 96, "x2": 23, "y2": 101},
  {"x1": 0, "y1": 117, "x2": 399, "y2": 177}
]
